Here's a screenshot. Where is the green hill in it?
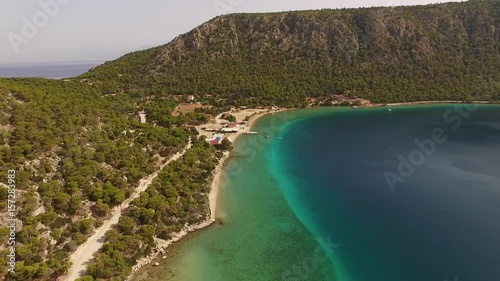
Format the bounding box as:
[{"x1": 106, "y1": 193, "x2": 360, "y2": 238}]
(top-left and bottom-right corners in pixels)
[
  {"x1": 1, "y1": 1, "x2": 500, "y2": 280},
  {"x1": 84, "y1": 0, "x2": 500, "y2": 106}
]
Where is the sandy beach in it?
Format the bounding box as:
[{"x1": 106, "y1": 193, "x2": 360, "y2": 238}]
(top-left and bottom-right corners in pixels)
[
  {"x1": 370, "y1": 100, "x2": 497, "y2": 107},
  {"x1": 128, "y1": 151, "x2": 231, "y2": 278},
  {"x1": 208, "y1": 152, "x2": 228, "y2": 220},
  {"x1": 128, "y1": 108, "x2": 276, "y2": 280},
  {"x1": 126, "y1": 102, "x2": 499, "y2": 280}
]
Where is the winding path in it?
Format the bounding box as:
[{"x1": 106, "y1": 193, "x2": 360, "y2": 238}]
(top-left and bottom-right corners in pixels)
[{"x1": 64, "y1": 140, "x2": 192, "y2": 281}]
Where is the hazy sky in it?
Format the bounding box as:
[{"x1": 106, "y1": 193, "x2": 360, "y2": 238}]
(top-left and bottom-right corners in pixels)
[{"x1": 0, "y1": 0, "x2": 463, "y2": 64}]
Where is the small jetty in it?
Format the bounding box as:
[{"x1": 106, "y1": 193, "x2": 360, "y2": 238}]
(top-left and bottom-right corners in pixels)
[{"x1": 245, "y1": 131, "x2": 258, "y2": 135}]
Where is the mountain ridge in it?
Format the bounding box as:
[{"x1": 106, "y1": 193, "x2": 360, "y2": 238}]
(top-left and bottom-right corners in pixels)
[
  {"x1": 84, "y1": 0, "x2": 500, "y2": 105},
  {"x1": 1, "y1": 1, "x2": 500, "y2": 280}
]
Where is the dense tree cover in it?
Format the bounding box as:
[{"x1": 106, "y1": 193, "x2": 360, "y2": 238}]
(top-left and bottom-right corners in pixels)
[
  {"x1": 221, "y1": 113, "x2": 236, "y2": 122},
  {"x1": 0, "y1": 1, "x2": 499, "y2": 280},
  {"x1": 143, "y1": 97, "x2": 209, "y2": 127},
  {"x1": 0, "y1": 79, "x2": 193, "y2": 280},
  {"x1": 216, "y1": 138, "x2": 233, "y2": 151},
  {"x1": 83, "y1": 0, "x2": 500, "y2": 106},
  {"x1": 80, "y1": 138, "x2": 221, "y2": 280}
]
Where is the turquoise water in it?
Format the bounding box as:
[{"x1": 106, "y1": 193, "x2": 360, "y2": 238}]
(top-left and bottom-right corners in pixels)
[{"x1": 135, "y1": 105, "x2": 500, "y2": 281}]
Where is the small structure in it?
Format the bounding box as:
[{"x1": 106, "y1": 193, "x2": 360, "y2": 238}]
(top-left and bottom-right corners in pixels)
[
  {"x1": 207, "y1": 134, "x2": 225, "y2": 145},
  {"x1": 186, "y1": 95, "x2": 195, "y2": 102}
]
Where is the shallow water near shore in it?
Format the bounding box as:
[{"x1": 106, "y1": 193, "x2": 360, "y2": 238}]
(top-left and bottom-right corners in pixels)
[{"x1": 133, "y1": 105, "x2": 500, "y2": 281}]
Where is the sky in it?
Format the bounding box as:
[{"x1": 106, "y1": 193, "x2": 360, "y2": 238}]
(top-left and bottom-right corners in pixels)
[{"x1": 0, "y1": 0, "x2": 463, "y2": 65}]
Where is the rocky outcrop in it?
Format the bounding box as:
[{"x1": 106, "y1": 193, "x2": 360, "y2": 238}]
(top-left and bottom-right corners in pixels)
[{"x1": 85, "y1": 0, "x2": 500, "y2": 103}]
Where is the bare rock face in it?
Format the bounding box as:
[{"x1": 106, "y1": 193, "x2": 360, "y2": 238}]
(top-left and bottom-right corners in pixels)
[
  {"x1": 149, "y1": 2, "x2": 498, "y2": 67},
  {"x1": 86, "y1": 1, "x2": 500, "y2": 103}
]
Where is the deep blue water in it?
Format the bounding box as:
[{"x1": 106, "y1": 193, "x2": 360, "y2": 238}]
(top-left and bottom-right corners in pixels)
[
  {"x1": 269, "y1": 105, "x2": 500, "y2": 281},
  {"x1": 0, "y1": 62, "x2": 101, "y2": 79}
]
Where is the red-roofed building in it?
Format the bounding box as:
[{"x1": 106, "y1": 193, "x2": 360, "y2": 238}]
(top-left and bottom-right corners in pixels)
[{"x1": 210, "y1": 139, "x2": 220, "y2": 146}]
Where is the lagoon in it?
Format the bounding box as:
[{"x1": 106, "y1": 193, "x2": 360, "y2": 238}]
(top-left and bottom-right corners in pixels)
[{"x1": 134, "y1": 105, "x2": 500, "y2": 281}]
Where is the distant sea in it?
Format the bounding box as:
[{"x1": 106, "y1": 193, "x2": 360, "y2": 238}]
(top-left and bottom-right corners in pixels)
[
  {"x1": 132, "y1": 105, "x2": 500, "y2": 281},
  {"x1": 0, "y1": 62, "x2": 102, "y2": 79}
]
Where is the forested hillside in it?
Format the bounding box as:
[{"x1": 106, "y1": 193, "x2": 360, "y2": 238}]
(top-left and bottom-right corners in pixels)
[
  {"x1": 82, "y1": 138, "x2": 221, "y2": 281},
  {"x1": 1, "y1": 0, "x2": 500, "y2": 280},
  {"x1": 0, "y1": 79, "x2": 195, "y2": 280},
  {"x1": 84, "y1": 0, "x2": 500, "y2": 106}
]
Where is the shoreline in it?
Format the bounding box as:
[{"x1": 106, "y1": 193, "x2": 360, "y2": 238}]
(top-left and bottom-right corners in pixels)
[
  {"x1": 128, "y1": 151, "x2": 230, "y2": 278},
  {"x1": 127, "y1": 101, "x2": 497, "y2": 280},
  {"x1": 304, "y1": 100, "x2": 500, "y2": 111},
  {"x1": 209, "y1": 151, "x2": 230, "y2": 221},
  {"x1": 128, "y1": 110, "x2": 274, "y2": 280},
  {"x1": 369, "y1": 100, "x2": 498, "y2": 107},
  {"x1": 227, "y1": 109, "x2": 284, "y2": 142}
]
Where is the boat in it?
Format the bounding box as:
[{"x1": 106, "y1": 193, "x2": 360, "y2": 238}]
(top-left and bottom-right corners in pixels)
[
  {"x1": 264, "y1": 134, "x2": 270, "y2": 138},
  {"x1": 352, "y1": 106, "x2": 358, "y2": 109}
]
